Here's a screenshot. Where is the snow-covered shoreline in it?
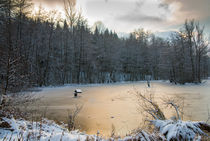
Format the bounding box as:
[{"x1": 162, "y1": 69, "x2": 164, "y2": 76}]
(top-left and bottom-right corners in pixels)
[
  {"x1": 1, "y1": 117, "x2": 209, "y2": 141},
  {"x1": 30, "y1": 78, "x2": 210, "y2": 93},
  {"x1": 0, "y1": 117, "x2": 99, "y2": 141},
  {"x1": 0, "y1": 117, "x2": 155, "y2": 141}
]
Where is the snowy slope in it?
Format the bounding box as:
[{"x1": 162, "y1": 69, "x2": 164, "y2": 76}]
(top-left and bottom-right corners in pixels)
[
  {"x1": 0, "y1": 117, "x2": 160, "y2": 141},
  {"x1": 0, "y1": 117, "x2": 99, "y2": 141}
]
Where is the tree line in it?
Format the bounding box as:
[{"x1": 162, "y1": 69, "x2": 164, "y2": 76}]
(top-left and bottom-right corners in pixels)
[{"x1": 0, "y1": 0, "x2": 209, "y2": 94}]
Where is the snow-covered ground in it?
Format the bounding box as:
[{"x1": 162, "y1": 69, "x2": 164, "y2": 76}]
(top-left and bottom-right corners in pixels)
[
  {"x1": 0, "y1": 117, "x2": 208, "y2": 141},
  {"x1": 0, "y1": 117, "x2": 97, "y2": 141},
  {"x1": 0, "y1": 117, "x2": 157, "y2": 141}
]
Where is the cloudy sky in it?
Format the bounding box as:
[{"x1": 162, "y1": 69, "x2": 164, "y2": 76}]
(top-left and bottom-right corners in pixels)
[{"x1": 32, "y1": 0, "x2": 210, "y2": 35}]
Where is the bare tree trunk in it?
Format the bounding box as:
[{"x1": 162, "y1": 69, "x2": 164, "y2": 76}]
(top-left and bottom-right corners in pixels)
[
  {"x1": 43, "y1": 25, "x2": 53, "y2": 85},
  {"x1": 0, "y1": 75, "x2": 6, "y2": 105},
  {"x1": 4, "y1": 0, "x2": 13, "y2": 94},
  {"x1": 189, "y1": 41, "x2": 195, "y2": 82},
  {"x1": 198, "y1": 52, "x2": 201, "y2": 82}
]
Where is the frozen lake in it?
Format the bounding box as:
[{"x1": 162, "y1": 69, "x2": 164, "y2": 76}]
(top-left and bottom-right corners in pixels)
[{"x1": 35, "y1": 80, "x2": 210, "y2": 137}]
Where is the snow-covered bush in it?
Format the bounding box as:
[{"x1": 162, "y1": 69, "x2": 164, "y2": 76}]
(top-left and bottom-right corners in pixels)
[
  {"x1": 121, "y1": 130, "x2": 166, "y2": 141},
  {"x1": 151, "y1": 120, "x2": 208, "y2": 140},
  {"x1": 135, "y1": 90, "x2": 209, "y2": 140},
  {"x1": 0, "y1": 92, "x2": 40, "y2": 120}
]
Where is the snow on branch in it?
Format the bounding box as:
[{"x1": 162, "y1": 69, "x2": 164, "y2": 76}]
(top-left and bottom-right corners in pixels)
[{"x1": 150, "y1": 120, "x2": 208, "y2": 141}]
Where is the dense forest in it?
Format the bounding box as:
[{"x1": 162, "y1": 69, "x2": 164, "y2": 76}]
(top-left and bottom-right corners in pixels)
[{"x1": 0, "y1": 0, "x2": 209, "y2": 94}]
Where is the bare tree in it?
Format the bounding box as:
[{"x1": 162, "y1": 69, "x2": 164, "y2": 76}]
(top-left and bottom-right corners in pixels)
[
  {"x1": 67, "y1": 105, "x2": 83, "y2": 131},
  {"x1": 185, "y1": 20, "x2": 195, "y2": 81},
  {"x1": 135, "y1": 90, "x2": 166, "y2": 120},
  {"x1": 63, "y1": 0, "x2": 77, "y2": 29},
  {"x1": 0, "y1": 0, "x2": 209, "y2": 98},
  {"x1": 14, "y1": 0, "x2": 32, "y2": 41}
]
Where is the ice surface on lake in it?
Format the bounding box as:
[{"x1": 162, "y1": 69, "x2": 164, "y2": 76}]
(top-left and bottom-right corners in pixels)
[{"x1": 34, "y1": 80, "x2": 210, "y2": 136}]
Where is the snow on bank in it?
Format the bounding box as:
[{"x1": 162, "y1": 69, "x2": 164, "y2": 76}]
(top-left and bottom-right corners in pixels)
[
  {"x1": 33, "y1": 80, "x2": 165, "y2": 92},
  {"x1": 0, "y1": 117, "x2": 98, "y2": 141},
  {"x1": 1, "y1": 117, "x2": 209, "y2": 141},
  {"x1": 0, "y1": 117, "x2": 159, "y2": 141},
  {"x1": 0, "y1": 117, "x2": 158, "y2": 141}
]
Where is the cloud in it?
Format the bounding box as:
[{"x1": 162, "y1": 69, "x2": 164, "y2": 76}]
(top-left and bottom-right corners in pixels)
[
  {"x1": 117, "y1": 13, "x2": 164, "y2": 23},
  {"x1": 163, "y1": 0, "x2": 210, "y2": 19},
  {"x1": 158, "y1": 2, "x2": 170, "y2": 12},
  {"x1": 159, "y1": 0, "x2": 210, "y2": 32},
  {"x1": 135, "y1": 0, "x2": 145, "y2": 9},
  {"x1": 115, "y1": 0, "x2": 172, "y2": 24},
  {"x1": 32, "y1": 0, "x2": 210, "y2": 34}
]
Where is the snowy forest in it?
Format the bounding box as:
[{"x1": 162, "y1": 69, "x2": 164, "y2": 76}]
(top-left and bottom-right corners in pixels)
[
  {"x1": 0, "y1": 0, "x2": 210, "y2": 95},
  {"x1": 1, "y1": 0, "x2": 210, "y2": 140}
]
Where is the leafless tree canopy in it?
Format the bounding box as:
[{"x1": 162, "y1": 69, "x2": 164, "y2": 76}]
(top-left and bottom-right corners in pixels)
[
  {"x1": 63, "y1": 0, "x2": 77, "y2": 28},
  {"x1": 135, "y1": 90, "x2": 166, "y2": 120}
]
